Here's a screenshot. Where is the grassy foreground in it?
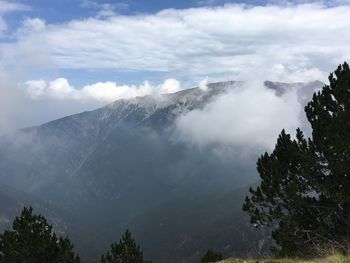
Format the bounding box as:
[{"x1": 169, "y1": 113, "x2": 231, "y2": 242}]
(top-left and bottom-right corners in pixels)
[{"x1": 222, "y1": 254, "x2": 350, "y2": 263}]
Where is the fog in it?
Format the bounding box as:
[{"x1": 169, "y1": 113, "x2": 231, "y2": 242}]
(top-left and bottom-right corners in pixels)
[{"x1": 174, "y1": 79, "x2": 323, "y2": 156}]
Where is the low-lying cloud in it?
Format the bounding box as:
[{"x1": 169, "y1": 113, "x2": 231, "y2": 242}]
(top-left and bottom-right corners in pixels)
[
  {"x1": 0, "y1": 70, "x2": 26, "y2": 133},
  {"x1": 175, "y1": 80, "x2": 322, "y2": 153}
]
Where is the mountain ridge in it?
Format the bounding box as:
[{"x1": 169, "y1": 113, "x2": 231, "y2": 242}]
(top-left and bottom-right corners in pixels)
[{"x1": 0, "y1": 79, "x2": 324, "y2": 263}]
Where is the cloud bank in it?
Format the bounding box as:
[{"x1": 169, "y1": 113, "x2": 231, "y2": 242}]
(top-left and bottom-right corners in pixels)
[{"x1": 175, "y1": 80, "x2": 322, "y2": 153}]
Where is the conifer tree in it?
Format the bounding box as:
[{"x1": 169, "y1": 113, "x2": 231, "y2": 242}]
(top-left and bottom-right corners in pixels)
[
  {"x1": 0, "y1": 206, "x2": 80, "y2": 263},
  {"x1": 305, "y1": 62, "x2": 350, "y2": 242},
  {"x1": 243, "y1": 62, "x2": 350, "y2": 256},
  {"x1": 101, "y1": 229, "x2": 151, "y2": 263}
]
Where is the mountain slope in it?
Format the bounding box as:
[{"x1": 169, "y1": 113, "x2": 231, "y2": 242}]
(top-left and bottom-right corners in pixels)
[
  {"x1": 0, "y1": 80, "x2": 324, "y2": 262},
  {"x1": 128, "y1": 185, "x2": 272, "y2": 263}
]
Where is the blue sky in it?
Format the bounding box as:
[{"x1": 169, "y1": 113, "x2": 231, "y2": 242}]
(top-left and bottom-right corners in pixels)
[
  {"x1": 5, "y1": 0, "x2": 252, "y2": 33},
  {"x1": 14, "y1": 0, "x2": 269, "y2": 21},
  {"x1": 0, "y1": 0, "x2": 349, "y2": 130}
]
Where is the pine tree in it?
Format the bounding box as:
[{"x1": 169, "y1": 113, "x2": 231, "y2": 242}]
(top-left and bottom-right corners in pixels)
[
  {"x1": 305, "y1": 62, "x2": 350, "y2": 242},
  {"x1": 243, "y1": 62, "x2": 350, "y2": 256},
  {"x1": 0, "y1": 206, "x2": 80, "y2": 263},
  {"x1": 101, "y1": 229, "x2": 151, "y2": 263}
]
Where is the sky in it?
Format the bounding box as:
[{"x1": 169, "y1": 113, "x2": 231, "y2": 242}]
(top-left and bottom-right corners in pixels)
[{"x1": 0, "y1": 0, "x2": 350, "y2": 131}]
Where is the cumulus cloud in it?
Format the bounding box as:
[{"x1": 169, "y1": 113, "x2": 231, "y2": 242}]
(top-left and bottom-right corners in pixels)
[
  {"x1": 22, "y1": 18, "x2": 46, "y2": 32},
  {"x1": 25, "y1": 78, "x2": 182, "y2": 103},
  {"x1": 9, "y1": 3, "x2": 348, "y2": 81}
]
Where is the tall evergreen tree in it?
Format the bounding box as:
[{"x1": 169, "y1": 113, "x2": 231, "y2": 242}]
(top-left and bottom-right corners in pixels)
[
  {"x1": 305, "y1": 62, "x2": 350, "y2": 242},
  {"x1": 101, "y1": 229, "x2": 151, "y2": 263},
  {"x1": 243, "y1": 62, "x2": 350, "y2": 256},
  {"x1": 0, "y1": 206, "x2": 80, "y2": 263}
]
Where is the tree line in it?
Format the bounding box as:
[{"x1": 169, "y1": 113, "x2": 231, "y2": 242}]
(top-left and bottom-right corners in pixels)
[
  {"x1": 0, "y1": 207, "x2": 150, "y2": 263},
  {"x1": 0, "y1": 206, "x2": 221, "y2": 263}
]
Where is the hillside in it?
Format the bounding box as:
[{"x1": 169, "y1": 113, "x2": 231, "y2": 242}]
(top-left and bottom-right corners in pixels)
[{"x1": 0, "y1": 80, "x2": 323, "y2": 262}]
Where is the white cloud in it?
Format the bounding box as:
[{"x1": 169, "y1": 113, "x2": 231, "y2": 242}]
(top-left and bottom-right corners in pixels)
[
  {"x1": 7, "y1": 3, "x2": 347, "y2": 82},
  {"x1": 0, "y1": 18, "x2": 51, "y2": 72},
  {"x1": 199, "y1": 78, "x2": 209, "y2": 91},
  {"x1": 0, "y1": 69, "x2": 25, "y2": 133},
  {"x1": 0, "y1": 1, "x2": 29, "y2": 14},
  {"x1": 25, "y1": 78, "x2": 182, "y2": 103},
  {"x1": 174, "y1": 80, "x2": 311, "y2": 153},
  {"x1": 158, "y1": 78, "x2": 182, "y2": 94},
  {"x1": 22, "y1": 18, "x2": 46, "y2": 32}
]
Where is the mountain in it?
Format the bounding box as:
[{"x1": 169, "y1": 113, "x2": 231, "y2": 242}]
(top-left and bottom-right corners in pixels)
[{"x1": 0, "y1": 80, "x2": 324, "y2": 262}]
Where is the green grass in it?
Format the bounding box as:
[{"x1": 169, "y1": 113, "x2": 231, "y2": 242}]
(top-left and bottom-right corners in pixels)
[{"x1": 222, "y1": 254, "x2": 350, "y2": 263}]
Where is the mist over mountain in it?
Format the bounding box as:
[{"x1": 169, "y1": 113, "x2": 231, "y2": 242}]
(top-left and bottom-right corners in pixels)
[{"x1": 0, "y1": 80, "x2": 323, "y2": 262}]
